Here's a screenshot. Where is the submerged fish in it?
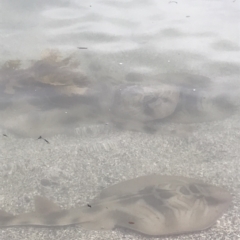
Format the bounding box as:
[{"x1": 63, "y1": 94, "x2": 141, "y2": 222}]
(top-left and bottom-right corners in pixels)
[{"x1": 0, "y1": 175, "x2": 232, "y2": 236}]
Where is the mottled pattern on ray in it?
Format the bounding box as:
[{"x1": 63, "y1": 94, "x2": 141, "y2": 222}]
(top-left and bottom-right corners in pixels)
[{"x1": 0, "y1": 175, "x2": 232, "y2": 237}]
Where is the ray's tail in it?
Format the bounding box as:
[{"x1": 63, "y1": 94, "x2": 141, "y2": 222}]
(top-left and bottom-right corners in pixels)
[{"x1": 0, "y1": 196, "x2": 93, "y2": 228}]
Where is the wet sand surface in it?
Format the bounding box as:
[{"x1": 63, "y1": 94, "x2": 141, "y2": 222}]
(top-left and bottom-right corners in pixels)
[
  {"x1": 1, "y1": 0, "x2": 240, "y2": 239},
  {"x1": 0, "y1": 114, "x2": 240, "y2": 239}
]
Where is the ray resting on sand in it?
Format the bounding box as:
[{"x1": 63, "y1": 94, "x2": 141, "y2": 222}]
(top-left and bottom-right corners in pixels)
[{"x1": 0, "y1": 175, "x2": 232, "y2": 236}]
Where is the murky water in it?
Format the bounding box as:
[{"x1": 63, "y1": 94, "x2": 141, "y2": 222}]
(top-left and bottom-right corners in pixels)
[
  {"x1": 0, "y1": 0, "x2": 240, "y2": 239},
  {"x1": 1, "y1": 0, "x2": 239, "y2": 137}
]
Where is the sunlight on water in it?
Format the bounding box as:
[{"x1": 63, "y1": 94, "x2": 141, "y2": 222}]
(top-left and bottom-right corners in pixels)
[{"x1": 0, "y1": 0, "x2": 239, "y2": 240}]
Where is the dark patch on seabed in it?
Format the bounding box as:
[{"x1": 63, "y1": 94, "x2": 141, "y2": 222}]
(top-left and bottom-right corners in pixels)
[{"x1": 0, "y1": 50, "x2": 237, "y2": 138}]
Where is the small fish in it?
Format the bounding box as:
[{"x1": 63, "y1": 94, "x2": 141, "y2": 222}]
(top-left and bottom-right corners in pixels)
[{"x1": 0, "y1": 175, "x2": 232, "y2": 236}]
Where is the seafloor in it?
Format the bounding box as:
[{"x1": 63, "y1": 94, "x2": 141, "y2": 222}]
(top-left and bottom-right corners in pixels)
[
  {"x1": 1, "y1": 0, "x2": 240, "y2": 239},
  {"x1": 0, "y1": 111, "x2": 239, "y2": 240}
]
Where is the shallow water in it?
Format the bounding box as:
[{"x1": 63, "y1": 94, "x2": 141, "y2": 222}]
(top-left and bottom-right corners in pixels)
[
  {"x1": 0, "y1": 0, "x2": 240, "y2": 239},
  {"x1": 1, "y1": 0, "x2": 240, "y2": 137}
]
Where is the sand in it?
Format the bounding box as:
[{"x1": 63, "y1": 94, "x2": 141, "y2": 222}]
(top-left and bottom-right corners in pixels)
[
  {"x1": 0, "y1": 110, "x2": 239, "y2": 240},
  {"x1": 1, "y1": 0, "x2": 240, "y2": 239}
]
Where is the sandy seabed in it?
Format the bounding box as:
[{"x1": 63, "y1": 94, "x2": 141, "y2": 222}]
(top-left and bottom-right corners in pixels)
[{"x1": 0, "y1": 109, "x2": 240, "y2": 240}]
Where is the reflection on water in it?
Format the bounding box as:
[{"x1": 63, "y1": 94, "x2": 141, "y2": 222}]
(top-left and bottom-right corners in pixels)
[
  {"x1": 0, "y1": 0, "x2": 240, "y2": 239},
  {"x1": 0, "y1": 50, "x2": 237, "y2": 137}
]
